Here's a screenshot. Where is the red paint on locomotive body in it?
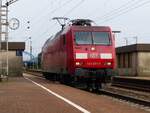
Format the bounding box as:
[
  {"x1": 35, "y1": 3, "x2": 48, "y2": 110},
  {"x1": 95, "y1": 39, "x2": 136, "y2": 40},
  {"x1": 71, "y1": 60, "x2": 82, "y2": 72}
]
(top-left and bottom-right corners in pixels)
[{"x1": 41, "y1": 25, "x2": 116, "y2": 77}]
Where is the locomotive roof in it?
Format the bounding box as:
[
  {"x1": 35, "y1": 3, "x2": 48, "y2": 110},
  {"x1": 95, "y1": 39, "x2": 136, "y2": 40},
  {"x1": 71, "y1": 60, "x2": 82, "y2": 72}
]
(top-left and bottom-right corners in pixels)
[
  {"x1": 69, "y1": 25, "x2": 111, "y2": 31},
  {"x1": 1, "y1": 42, "x2": 25, "y2": 50},
  {"x1": 70, "y1": 19, "x2": 93, "y2": 26},
  {"x1": 44, "y1": 25, "x2": 111, "y2": 44},
  {"x1": 54, "y1": 25, "x2": 112, "y2": 36}
]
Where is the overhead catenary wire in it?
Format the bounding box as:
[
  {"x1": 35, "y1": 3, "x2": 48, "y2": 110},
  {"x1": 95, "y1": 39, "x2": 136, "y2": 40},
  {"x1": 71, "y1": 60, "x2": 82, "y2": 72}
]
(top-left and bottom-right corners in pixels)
[
  {"x1": 30, "y1": 0, "x2": 75, "y2": 42},
  {"x1": 32, "y1": 22, "x2": 57, "y2": 43},
  {"x1": 27, "y1": 0, "x2": 74, "y2": 41},
  {"x1": 41, "y1": 0, "x2": 150, "y2": 40},
  {"x1": 32, "y1": 0, "x2": 85, "y2": 43},
  {"x1": 18, "y1": 0, "x2": 92, "y2": 44},
  {"x1": 93, "y1": 0, "x2": 139, "y2": 21},
  {"x1": 30, "y1": 0, "x2": 53, "y2": 25},
  {"x1": 97, "y1": 0, "x2": 150, "y2": 24},
  {"x1": 63, "y1": 0, "x2": 85, "y2": 17},
  {"x1": 27, "y1": 0, "x2": 139, "y2": 37},
  {"x1": 32, "y1": 0, "x2": 144, "y2": 42},
  {"x1": 11, "y1": 0, "x2": 59, "y2": 37},
  {"x1": 31, "y1": 0, "x2": 74, "y2": 27}
]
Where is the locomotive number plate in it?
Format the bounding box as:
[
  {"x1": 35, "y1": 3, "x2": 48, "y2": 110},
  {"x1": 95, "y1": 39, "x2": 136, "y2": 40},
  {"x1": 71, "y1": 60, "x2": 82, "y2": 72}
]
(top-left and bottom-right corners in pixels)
[{"x1": 89, "y1": 53, "x2": 99, "y2": 58}]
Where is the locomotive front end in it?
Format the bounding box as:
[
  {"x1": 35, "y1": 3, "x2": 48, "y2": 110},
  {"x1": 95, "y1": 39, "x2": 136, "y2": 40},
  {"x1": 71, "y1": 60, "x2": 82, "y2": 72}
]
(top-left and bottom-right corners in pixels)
[{"x1": 72, "y1": 27, "x2": 116, "y2": 78}]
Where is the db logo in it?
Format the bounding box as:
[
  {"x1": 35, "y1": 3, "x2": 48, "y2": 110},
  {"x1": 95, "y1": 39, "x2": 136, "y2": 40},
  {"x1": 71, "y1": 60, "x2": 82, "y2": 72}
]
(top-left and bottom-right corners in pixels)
[{"x1": 89, "y1": 53, "x2": 98, "y2": 58}]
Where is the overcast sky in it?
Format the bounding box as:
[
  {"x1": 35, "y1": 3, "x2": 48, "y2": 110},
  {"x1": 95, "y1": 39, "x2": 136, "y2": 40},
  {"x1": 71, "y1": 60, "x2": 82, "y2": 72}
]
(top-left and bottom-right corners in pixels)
[{"x1": 6, "y1": 0, "x2": 150, "y2": 56}]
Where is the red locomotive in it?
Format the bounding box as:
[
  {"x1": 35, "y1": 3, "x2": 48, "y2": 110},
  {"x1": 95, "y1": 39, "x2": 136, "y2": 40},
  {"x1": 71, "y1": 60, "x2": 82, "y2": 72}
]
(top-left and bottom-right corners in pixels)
[{"x1": 41, "y1": 19, "x2": 116, "y2": 89}]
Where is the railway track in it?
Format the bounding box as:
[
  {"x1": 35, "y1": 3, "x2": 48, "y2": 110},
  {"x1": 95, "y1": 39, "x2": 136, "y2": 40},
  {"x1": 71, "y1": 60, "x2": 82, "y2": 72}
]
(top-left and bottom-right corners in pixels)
[
  {"x1": 111, "y1": 76, "x2": 150, "y2": 92},
  {"x1": 98, "y1": 89, "x2": 150, "y2": 107},
  {"x1": 24, "y1": 70, "x2": 150, "y2": 108}
]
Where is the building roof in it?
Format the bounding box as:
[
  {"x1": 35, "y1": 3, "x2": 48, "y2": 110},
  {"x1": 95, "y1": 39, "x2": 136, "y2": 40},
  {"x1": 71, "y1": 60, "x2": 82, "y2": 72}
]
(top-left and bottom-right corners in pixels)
[
  {"x1": 0, "y1": 42, "x2": 25, "y2": 50},
  {"x1": 116, "y1": 44, "x2": 150, "y2": 53}
]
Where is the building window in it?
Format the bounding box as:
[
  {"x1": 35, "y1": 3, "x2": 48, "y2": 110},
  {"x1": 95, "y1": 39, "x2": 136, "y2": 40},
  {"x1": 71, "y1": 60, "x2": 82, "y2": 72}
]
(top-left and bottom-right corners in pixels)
[
  {"x1": 117, "y1": 53, "x2": 132, "y2": 68},
  {"x1": 128, "y1": 53, "x2": 132, "y2": 68},
  {"x1": 123, "y1": 53, "x2": 126, "y2": 68},
  {"x1": 117, "y1": 54, "x2": 121, "y2": 68}
]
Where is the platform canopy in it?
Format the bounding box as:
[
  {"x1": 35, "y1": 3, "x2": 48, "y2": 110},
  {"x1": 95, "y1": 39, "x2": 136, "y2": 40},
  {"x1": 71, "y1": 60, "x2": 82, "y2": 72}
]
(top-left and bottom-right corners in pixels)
[{"x1": 0, "y1": 42, "x2": 25, "y2": 50}]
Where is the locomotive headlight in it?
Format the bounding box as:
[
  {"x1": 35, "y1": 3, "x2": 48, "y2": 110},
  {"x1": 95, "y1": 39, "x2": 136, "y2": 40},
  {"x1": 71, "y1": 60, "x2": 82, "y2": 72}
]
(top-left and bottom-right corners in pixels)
[
  {"x1": 107, "y1": 62, "x2": 111, "y2": 66},
  {"x1": 104, "y1": 62, "x2": 112, "y2": 66},
  {"x1": 91, "y1": 47, "x2": 95, "y2": 51},
  {"x1": 76, "y1": 62, "x2": 80, "y2": 66}
]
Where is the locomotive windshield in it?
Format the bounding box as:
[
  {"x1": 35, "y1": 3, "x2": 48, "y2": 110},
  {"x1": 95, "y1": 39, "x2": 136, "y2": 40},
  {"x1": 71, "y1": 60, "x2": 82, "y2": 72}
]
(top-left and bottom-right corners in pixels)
[
  {"x1": 75, "y1": 32, "x2": 92, "y2": 44},
  {"x1": 92, "y1": 32, "x2": 110, "y2": 45},
  {"x1": 75, "y1": 32, "x2": 111, "y2": 45}
]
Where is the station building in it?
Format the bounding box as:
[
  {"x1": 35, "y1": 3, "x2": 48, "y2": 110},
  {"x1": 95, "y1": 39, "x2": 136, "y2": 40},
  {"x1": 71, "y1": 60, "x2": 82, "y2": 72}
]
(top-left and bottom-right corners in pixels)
[
  {"x1": 116, "y1": 44, "x2": 150, "y2": 77},
  {"x1": 0, "y1": 42, "x2": 25, "y2": 77}
]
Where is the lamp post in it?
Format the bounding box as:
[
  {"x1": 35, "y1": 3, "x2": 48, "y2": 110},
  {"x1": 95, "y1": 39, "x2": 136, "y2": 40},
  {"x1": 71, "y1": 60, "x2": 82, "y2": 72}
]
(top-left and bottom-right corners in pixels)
[
  {"x1": 29, "y1": 37, "x2": 32, "y2": 61},
  {"x1": 1, "y1": 0, "x2": 19, "y2": 78},
  {"x1": 133, "y1": 36, "x2": 138, "y2": 44},
  {"x1": 26, "y1": 21, "x2": 33, "y2": 68},
  {"x1": 24, "y1": 36, "x2": 32, "y2": 61},
  {"x1": 123, "y1": 37, "x2": 128, "y2": 46},
  {"x1": 0, "y1": 0, "x2": 2, "y2": 78}
]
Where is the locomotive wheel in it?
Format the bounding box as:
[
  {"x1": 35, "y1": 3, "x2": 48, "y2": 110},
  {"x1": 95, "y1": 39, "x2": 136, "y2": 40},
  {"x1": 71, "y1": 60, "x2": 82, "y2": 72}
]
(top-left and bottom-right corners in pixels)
[
  {"x1": 94, "y1": 80, "x2": 102, "y2": 91},
  {"x1": 45, "y1": 75, "x2": 49, "y2": 79},
  {"x1": 43, "y1": 72, "x2": 49, "y2": 79},
  {"x1": 59, "y1": 74, "x2": 72, "y2": 85},
  {"x1": 59, "y1": 74, "x2": 65, "y2": 84},
  {"x1": 86, "y1": 78, "x2": 102, "y2": 92}
]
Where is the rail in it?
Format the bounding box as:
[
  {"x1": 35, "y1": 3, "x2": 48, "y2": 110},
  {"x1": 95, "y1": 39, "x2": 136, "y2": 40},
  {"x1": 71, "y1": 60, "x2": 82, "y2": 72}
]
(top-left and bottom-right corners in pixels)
[
  {"x1": 99, "y1": 89, "x2": 150, "y2": 107},
  {"x1": 111, "y1": 76, "x2": 150, "y2": 92}
]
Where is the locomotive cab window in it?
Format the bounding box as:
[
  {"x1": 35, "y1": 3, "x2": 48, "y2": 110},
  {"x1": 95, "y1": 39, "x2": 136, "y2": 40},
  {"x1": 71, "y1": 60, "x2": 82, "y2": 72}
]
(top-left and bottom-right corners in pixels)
[
  {"x1": 92, "y1": 32, "x2": 111, "y2": 45},
  {"x1": 75, "y1": 32, "x2": 92, "y2": 44},
  {"x1": 74, "y1": 31, "x2": 111, "y2": 45}
]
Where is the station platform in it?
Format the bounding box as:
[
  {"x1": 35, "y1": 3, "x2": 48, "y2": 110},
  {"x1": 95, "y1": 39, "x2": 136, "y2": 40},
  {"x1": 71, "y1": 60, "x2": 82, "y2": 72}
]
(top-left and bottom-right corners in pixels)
[
  {"x1": 0, "y1": 74, "x2": 149, "y2": 113},
  {"x1": 0, "y1": 77, "x2": 79, "y2": 113}
]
